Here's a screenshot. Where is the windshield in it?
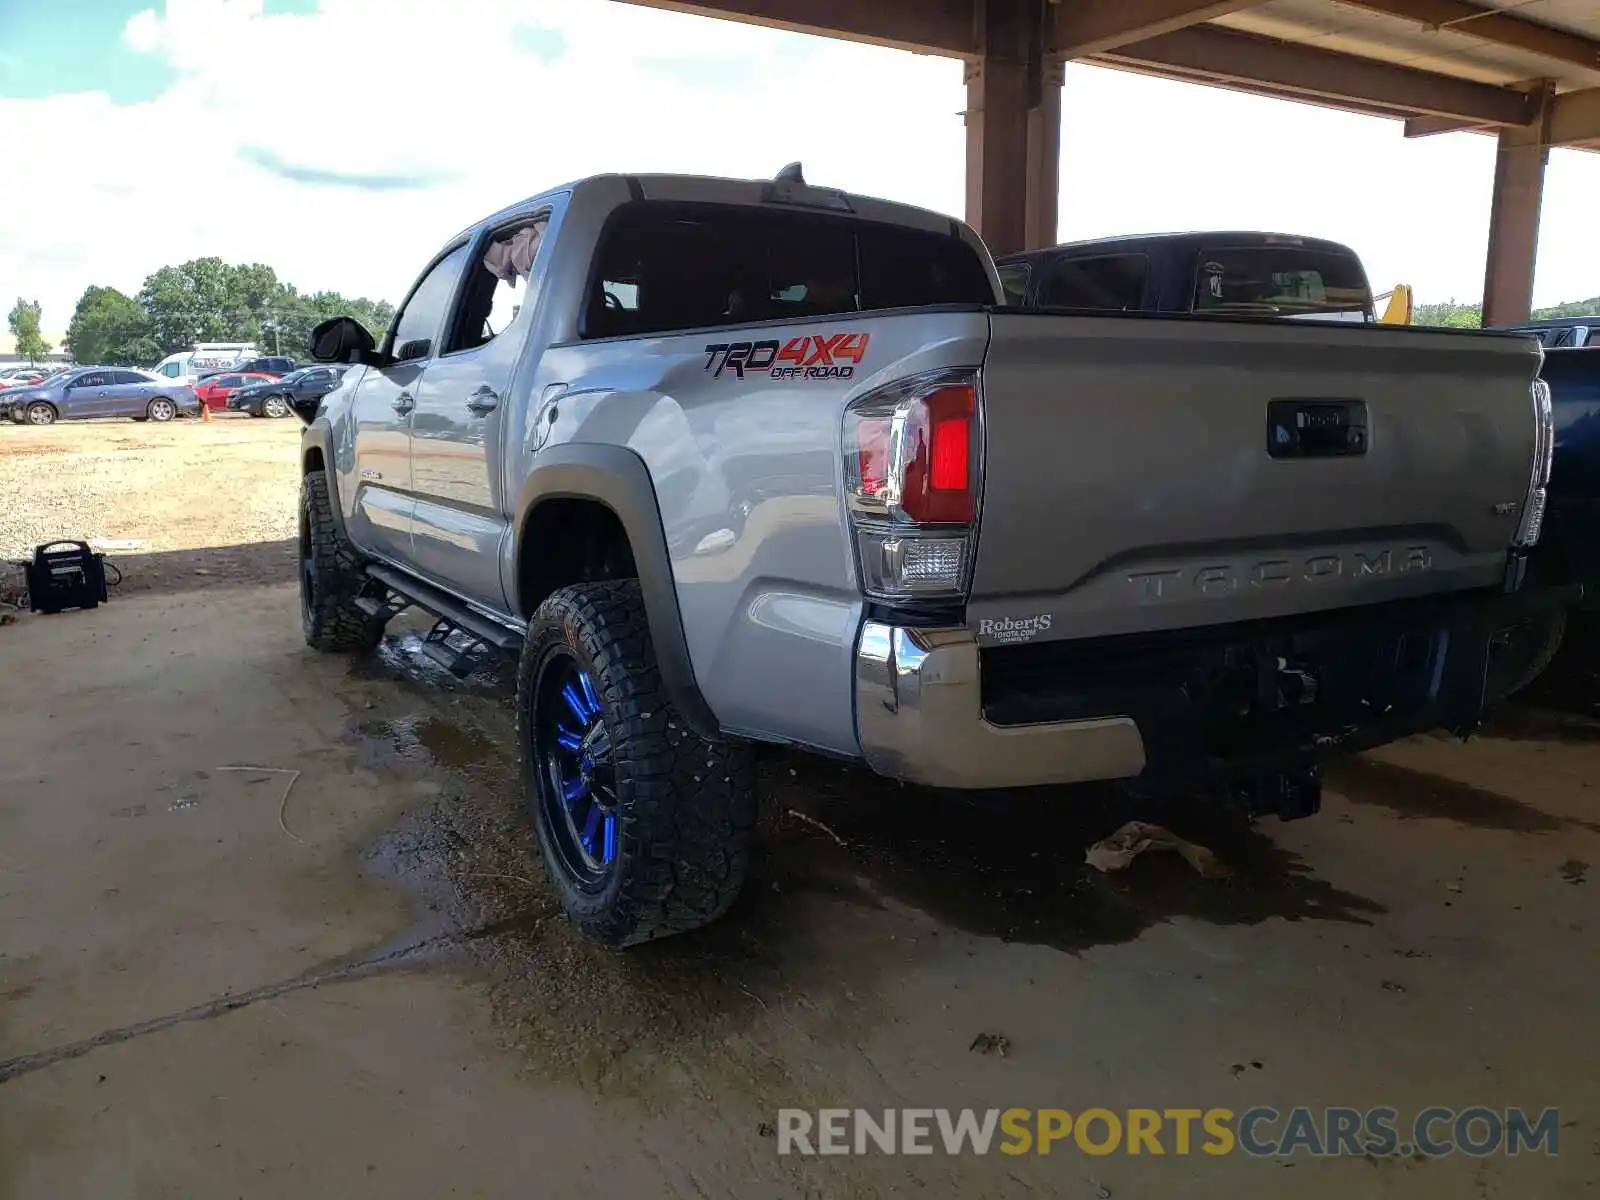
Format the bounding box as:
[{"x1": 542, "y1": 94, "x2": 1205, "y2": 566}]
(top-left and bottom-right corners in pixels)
[{"x1": 1192, "y1": 246, "x2": 1373, "y2": 319}]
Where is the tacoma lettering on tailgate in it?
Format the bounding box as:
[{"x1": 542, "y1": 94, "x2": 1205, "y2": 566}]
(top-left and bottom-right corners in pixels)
[{"x1": 1128, "y1": 546, "x2": 1434, "y2": 602}]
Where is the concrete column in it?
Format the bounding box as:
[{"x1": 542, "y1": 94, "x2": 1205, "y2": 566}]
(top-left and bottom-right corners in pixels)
[
  {"x1": 1482, "y1": 87, "x2": 1553, "y2": 327},
  {"x1": 963, "y1": 0, "x2": 1061, "y2": 256}
]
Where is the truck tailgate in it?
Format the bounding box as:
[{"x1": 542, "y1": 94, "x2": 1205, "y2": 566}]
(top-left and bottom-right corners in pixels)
[{"x1": 967, "y1": 313, "x2": 1541, "y2": 644}]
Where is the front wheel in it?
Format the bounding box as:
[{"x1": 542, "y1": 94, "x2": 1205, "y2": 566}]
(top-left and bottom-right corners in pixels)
[
  {"x1": 25, "y1": 402, "x2": 57, "y2": 426},
  {"x1": 517, "y1": 581, "x2": 757, "y2": 947},
  {"x1": 147, "y1": 397, "x2": 177, "y2": 422},
  {"x1": 263, "y1": 395, "x2": 291, "y2": 419},
  {"x1": 299, "y1": 470, "x2": 384, "y2": 652}
]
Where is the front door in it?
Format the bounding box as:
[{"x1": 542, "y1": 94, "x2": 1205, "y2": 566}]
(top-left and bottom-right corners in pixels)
[
  {"x1": 63, "y1": 370, "x2": 113, "y2": 418},
  {"x1": 407, "y1": 214, "x2": 549, "y2": 610},
  {"x1": 346, "y1": 241, "x2": 472, "y2": 568}
]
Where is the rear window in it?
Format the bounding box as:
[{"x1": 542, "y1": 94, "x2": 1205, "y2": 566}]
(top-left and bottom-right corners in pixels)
[
  {"x1": 584, "y1": 202, "x2": 994, "y2": 339},
  {"x1": 1038, "y1": 253, "x2": 1148, "y2": 311},
  {"x1": 1192, "y1": 246, "x2": 1371, "y2": 318}
]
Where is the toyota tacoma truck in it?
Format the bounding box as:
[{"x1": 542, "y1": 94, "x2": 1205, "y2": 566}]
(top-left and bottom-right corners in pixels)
[{"x1": 297, "y1": 166, "x2": 1559, "y2": 947}]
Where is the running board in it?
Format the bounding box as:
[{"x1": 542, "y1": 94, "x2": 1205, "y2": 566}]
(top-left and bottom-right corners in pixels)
[{"x1": 363, "y1": 564, "x2": 522, "y2": 651}]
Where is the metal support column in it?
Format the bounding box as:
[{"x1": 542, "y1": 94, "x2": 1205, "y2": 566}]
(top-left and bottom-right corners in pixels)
[
  {"x1": 1482, "y1": 84, "x2": 1554, "y2": 327},
  {"x1": 964, "y1": 0, "x2": 1061, "y2": 256}
]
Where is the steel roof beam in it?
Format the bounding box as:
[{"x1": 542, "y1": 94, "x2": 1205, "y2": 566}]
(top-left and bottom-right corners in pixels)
[
  {"x1": 1336, "y1": 0, "x2": 1600, "y2": 73},
  {"x1": 1094, "y1": 25, "x2": 1540, "y2": 124}
]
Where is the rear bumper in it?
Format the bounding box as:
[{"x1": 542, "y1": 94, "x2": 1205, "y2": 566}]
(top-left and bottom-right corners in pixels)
[{"x1": 854, "y1": 583, "x2": 1579, "y2": 794}]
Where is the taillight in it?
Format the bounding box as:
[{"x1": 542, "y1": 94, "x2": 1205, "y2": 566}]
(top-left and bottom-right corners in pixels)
[
  {"x1": 843, "y1": 370, "x2": 981, "y2": 603},
  {"x1": 1512, "y1": 377, "x2": 1554, "y2": 548}
]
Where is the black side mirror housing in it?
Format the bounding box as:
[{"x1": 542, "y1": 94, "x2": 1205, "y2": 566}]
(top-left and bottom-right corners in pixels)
[{"x1": 310, "y1": 316, "x2": 380, "y2": 365}]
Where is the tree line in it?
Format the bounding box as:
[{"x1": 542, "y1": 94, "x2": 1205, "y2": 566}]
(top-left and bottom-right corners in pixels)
[
  {"x1": 33, "y1": 259, "x2": 396, "y2": 367},
  {"x1": 1414, "y1": 297, "x2": 1600, "y2": 328}
]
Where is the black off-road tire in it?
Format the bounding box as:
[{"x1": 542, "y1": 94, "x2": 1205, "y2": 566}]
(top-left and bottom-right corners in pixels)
[
  {"x1": 517, "y1": 580, "x2": 758, "y2": 947},
  {"x1": 1486, "y1": 607, "x2": 1569, "y2": 704},
  {"x1": 299, "y1": 470, "x2": 384, "y2": 652}
]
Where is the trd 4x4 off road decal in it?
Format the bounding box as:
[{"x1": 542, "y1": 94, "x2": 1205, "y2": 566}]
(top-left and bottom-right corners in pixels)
[{"x1": 704, "y1": 332, "x2": 870, "y2": 381}]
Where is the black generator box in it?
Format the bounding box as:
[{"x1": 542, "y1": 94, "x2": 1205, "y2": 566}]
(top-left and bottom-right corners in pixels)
[{"x1": 25, "y1": 541, "x2": 109, "y2": 614}]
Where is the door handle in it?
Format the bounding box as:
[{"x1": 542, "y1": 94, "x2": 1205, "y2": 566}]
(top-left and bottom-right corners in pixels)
[
  {"x1": 466, "y1": 386, "x2": 499, "y2": 415},
  {"x1": 393, "y1": 392, "x2": 415, "y2": 414}
]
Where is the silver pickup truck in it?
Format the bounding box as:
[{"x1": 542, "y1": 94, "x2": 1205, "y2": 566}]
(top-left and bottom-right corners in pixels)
[{"x1": 298, "y1": 166, "x2": 1557, "y2": 946}]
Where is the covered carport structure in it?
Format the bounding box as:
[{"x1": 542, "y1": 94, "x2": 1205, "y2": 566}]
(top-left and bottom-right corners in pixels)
[{"x1": 622, "y1": 0, "x2": 1600, "y2": 324}]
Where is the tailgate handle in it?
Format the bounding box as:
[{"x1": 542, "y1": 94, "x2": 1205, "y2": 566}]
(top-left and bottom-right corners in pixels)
[{"x1": 1267, "y1": 399, "x2": 1367, "y2": 459}]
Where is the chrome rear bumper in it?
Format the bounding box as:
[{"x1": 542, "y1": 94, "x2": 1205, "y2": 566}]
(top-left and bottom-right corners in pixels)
[{"x1": 853, "y1": 621, "x2": 1147, "y2": 790}]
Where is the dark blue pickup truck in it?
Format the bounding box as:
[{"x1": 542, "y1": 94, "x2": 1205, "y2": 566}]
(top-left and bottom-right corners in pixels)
[{"x1": 1541, "y1": 347, "x2": 1600, "y2": 593}]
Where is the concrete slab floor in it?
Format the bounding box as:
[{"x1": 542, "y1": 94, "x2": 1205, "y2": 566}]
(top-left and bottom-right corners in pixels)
[{"x1": 0, "y1": 585, "x2": 1596, "y2": 1198}]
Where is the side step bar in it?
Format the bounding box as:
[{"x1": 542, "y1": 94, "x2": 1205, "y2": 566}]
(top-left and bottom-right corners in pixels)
[{"x1": 364, "y1": 564, "x2": 523, "y2": 651}]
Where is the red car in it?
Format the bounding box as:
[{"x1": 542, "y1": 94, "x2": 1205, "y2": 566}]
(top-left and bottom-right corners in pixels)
[{"x1": 192, "y1": 371, "x2": 280, "y2": 413}]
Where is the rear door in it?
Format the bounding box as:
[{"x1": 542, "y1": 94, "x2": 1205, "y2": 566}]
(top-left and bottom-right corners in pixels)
[
  {"x1": 407, "y1": 212, "x2": 551, "y2": 608},
  {"x1": 967, "y1": 314, "x2": 1540, "y2": 643},
  {"x1": 346, "y1": 241, "x2": 471, "y2": 567},
  {"x1": 103, "y1": 370, "x2": 153, "y2": 416}
]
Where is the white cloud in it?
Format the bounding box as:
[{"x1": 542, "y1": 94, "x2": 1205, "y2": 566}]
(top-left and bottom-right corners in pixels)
[{"x1": 1, "y1": 0, "x2": 1596, "y2": 337}]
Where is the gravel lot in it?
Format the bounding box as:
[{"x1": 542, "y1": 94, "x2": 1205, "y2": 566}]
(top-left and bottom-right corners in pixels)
[{"x1": 0, "y1": 415, "x2": 300, "y2": 594}]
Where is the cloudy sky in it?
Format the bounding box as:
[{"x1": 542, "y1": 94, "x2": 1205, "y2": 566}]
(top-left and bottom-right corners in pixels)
[{"x1": 2, "y1": 0, "x2": 1597, "y2": 333}]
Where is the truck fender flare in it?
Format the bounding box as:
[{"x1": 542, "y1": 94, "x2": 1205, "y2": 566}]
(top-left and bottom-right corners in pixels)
[
  {"x1": 514, "y1": 444, "x2": 721, "y2": 742},
  {"x1": 300, "y1": 421, "x2": 350, "y2": 541}
]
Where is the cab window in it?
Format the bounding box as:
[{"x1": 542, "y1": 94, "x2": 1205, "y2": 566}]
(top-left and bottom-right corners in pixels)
[
  {"x1": 1192, "y1": 246, "x2": 1372, "y2": 319},
  {"x1": 389, "y1": 244, "x2": 472, "y2": 361},
  {"x1": 1038, "y1": 254, "x2": 1148, "y2": 311},
  {"x1": 444, "y1": 216, "x2": 550, "y2": 355}
]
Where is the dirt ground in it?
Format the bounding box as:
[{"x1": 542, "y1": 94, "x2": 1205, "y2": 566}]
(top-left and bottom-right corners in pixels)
[{"x1": 1, "y1": 431, "x2": 1598, "y2": 1198}]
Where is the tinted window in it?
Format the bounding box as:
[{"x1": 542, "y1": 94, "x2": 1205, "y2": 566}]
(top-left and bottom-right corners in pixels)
[
  {"x1": 584, "y1": 202, "x2": 993, "y2": 338},
  {"x1": 997, "y1": 262, "x2": 1031, "y2": 306},
  {"x1": 1039, "y1": 254, "x2": 1148, "y2": 311},
  {"x1": 73, "y1": 371, "x2": 109, "y2": 387},
  {"x1": 1192, "y1": 246, "x2": 1371, "y2": 318},
  {"x1": 109, "y1": 370, "x2": 145, "y2": 385},
  {"x1": 392, "y1": 243, "x2": 471, "y2": 358}
]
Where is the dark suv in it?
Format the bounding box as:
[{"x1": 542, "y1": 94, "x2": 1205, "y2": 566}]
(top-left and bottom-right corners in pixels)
[{"x1": 228, "y1": 365, "x2": 346, "y2": 418}]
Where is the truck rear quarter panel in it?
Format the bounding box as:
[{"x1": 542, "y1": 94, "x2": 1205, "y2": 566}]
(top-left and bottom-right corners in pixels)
[{"x1": 531, "y1": 310, "x2": 989, "y2": 754}]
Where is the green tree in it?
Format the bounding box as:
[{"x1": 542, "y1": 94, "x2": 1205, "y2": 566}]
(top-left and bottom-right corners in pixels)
[
  {"x1": 1532, "y1": 297, "x2": 1600, "y2": 320},
  {"x1": 7, "y1": 298, "x2": 51, "y2": 361},
  {"x1": 136, "y1": 257, "x2": 242, "y2": 353},
  {"x1": 64, "y1": 286, "x2": 160, "y2": 365},
  {"x1": 1414, "y1": 300, "x2": 1482, "y2": 329}
]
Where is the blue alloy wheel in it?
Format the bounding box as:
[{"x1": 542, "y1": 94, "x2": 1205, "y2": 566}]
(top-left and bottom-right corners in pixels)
[{"x1": 533, "y1": 649, "x2": 619, "y2": 886}]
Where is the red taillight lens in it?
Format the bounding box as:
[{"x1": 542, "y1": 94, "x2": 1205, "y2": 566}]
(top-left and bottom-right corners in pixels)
[{"x1": 901, "y1": 384, "x2": 975, "y2": 524}]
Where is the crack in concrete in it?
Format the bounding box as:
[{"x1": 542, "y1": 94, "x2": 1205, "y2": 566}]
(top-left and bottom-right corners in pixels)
[{"x1": 0, "y1": 931, "x2": 463, "y2": 1086}]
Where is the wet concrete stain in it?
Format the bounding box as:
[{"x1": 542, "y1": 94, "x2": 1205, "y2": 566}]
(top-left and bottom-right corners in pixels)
[
  {"x1": 768, "y1": 756, "x2": 1387, "y2": 953},
  {"x1": 1327, "y1": 757, "x2": 1600, "y2": 835}
]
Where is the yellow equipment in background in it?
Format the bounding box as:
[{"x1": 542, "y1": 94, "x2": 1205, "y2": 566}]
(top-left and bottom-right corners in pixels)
[{"x1": 1376, "y1": 284, "x2": 1413, "y2": 325}]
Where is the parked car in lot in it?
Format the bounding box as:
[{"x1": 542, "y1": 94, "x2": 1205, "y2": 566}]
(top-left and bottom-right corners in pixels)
[
  {"x1": 295, "y1": 167, "x2": 1562, "y2": 947},
  {"x1": 995, "y1": 231, "x2": 1376, "y2": 322},
  {"x1": 1, "y1": 365, "x2": 200, "y2": 424},
  {"x1": 0, "y1": 365, "x2": 51, "y2": 390},
  {"x1": 193, "y1": 371, "x2": 280, "y2": 413},
  {"x1": 228, "y1": 364, "x2": 345, "y2": 418}
]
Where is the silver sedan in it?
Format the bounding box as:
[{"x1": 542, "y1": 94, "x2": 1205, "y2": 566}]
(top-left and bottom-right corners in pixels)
[{"x1": 3, "y1": 367, "x2": 201, "y2": 425}]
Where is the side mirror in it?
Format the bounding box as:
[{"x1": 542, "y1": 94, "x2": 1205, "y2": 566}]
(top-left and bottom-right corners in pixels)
[{"x1": 310, "y1": 316, "x2": 378, "y2": 365}]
